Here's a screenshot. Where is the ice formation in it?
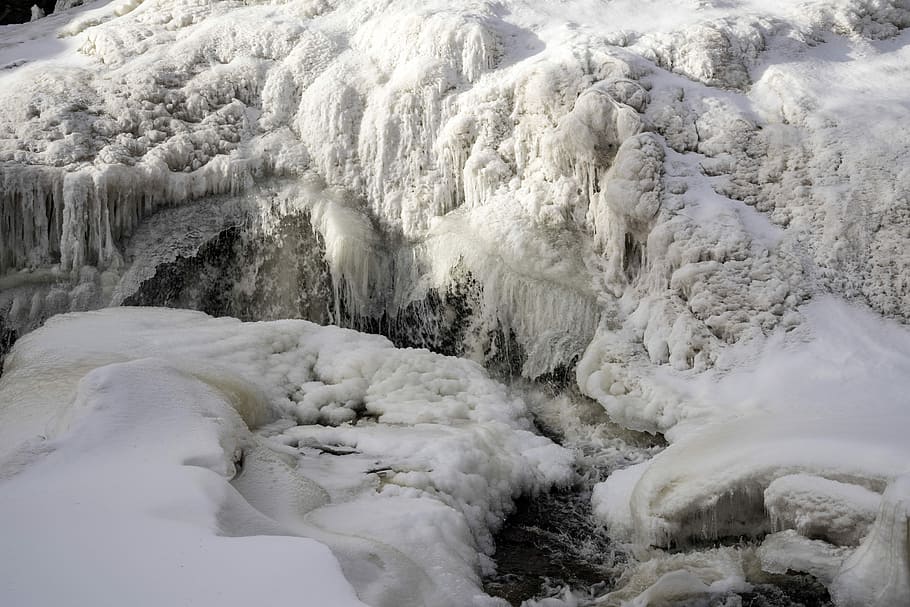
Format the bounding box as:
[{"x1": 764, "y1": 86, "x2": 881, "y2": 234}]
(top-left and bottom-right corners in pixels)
[
  {"x1": 764, "y1": 474, "x2": 880, "y2": 546},
  {"x1": 2, "y1": 0, "x2": 910, "y2": 604},
  {"x1": 758, "y1": 530, "x2": 850, "y2": 587},
  {"x1": 600, "y1": 546, "x2": 751, "y2": 606},
  {"x1": 0, "y1": 0, "x2": 824, "y2": 376},
  {"x1": 592, "y1": 297, "x2": 910, "y2": 602},
  {"x1": 831, "y1": 475, "x2": 910, "y2": 607}
]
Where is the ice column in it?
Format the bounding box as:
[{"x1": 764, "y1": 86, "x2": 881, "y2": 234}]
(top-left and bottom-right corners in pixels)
[{"x1": 831, "y1": 475, "x2": 910, "y2": 606}]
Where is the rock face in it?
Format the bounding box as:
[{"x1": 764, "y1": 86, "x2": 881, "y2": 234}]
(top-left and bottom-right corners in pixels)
[{"x1": 2, "y1": 0, "x2": 910, "y2": 604}]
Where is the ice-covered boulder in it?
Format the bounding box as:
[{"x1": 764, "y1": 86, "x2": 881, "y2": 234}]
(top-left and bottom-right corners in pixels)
[{"x1": 764, "y1": 474, "x2": 880, "y2": 546}]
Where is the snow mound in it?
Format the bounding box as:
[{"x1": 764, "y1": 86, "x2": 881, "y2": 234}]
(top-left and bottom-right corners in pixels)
[
  {"x1": 0, "y1": 357, "x2": 368, "y2": 607},
  {"x1": 592, "y1": 296, "x2": 910, "y2": 602},
  {"x1": 0, "y1": 307, "x2": 572, "y2": 607}
]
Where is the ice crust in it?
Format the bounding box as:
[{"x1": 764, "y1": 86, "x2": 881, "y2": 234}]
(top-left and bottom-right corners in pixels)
[
  {"x1": 2, "y1": 0, "x2": 910, "y2": 604},
  {"x1": 0, "y1": 307, "x2": 572, "y2": 607}
]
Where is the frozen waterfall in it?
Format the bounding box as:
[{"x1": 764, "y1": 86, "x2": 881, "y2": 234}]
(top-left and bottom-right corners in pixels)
[{"x1": 2, "y1": 0, "x2": 910, "y2": 605}]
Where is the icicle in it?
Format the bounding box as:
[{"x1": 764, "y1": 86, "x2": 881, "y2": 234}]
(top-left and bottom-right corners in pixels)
[
  {"x1": 0, "y1": 166, "x2": 65, "y2": 274},
  {"x1": 423, "y1": 208, "x2": 600, "y2": 377},
  {"x1": 544, "y1": 83, "x2": 644, "y2": 226}
]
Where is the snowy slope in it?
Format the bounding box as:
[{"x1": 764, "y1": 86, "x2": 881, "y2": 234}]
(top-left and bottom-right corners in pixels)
[{"x1": 2, "y1": 0, "x2": 910, "y2": 605}]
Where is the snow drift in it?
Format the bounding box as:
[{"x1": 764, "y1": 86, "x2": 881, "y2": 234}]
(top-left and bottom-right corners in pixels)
[
  {"x1": 2, "y1": 0, "x2": 910, "y2": 604},
  {"x1": 0, "y1": 307, "x2": 572, "y2": 607}
]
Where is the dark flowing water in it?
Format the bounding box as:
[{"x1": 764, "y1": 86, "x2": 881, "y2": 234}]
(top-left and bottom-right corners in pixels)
[
  {"x1": 483, "y1": 384, "x2": 835, "y2": 607},
  {"x1": 485, "y1": 483, "x2": 835, "y2": 607},
  {"x1": 484, "y1": 488, "x2": 620, "y2": 605}
]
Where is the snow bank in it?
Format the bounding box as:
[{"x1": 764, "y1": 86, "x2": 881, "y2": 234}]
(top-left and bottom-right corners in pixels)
[
  {"x1": 592, "y1": 296, "x2": 910, "y2": 602},
  {"x1": 0, "y1": 307, "x2": 572, "y2": 607},
  {"x1": 0, "y1": 357, "x2": 367, "y2": 607}
]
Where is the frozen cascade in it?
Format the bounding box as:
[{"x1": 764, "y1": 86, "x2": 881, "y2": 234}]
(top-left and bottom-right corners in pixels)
[
  {"x1": 0, "y1": 0, "x2": 815, "y2": 379},
  {"x1": 3, "y1": 0, "x2": 910, "y2": 605}
]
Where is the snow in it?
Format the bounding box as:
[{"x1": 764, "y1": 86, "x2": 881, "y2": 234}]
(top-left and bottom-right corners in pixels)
[
  {"x1": 592, "y1": 296, "x2": 910, "y2": 602},
  {"x1": 2, "y1": 0, "x2": 910, "y2": 604},
  {"x1": 0, "y1": 308, "x2": 572, "y2": 607},
  {"x1": 0, "y1": 357, "x2": 368, "y2": 607}
]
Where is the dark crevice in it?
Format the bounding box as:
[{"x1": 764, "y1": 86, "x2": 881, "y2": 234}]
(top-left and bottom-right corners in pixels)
[
  {"x1": 1, "y1": 0, "x2": 57, "y2": 25},
  {"x1": 124, "y1": 214, "x2": 334, "y2": 325},
  {"x1": 483, "y1": 489, "x2": 621, "y2": 606},
  {"x1": 0, "y1": 316, "x2": 18, "y2": 377}
]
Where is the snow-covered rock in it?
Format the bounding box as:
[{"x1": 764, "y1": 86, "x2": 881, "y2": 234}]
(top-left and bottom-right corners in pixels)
[{"x1": 0, "y1": 307, "x2": 572, "y2": 607}]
